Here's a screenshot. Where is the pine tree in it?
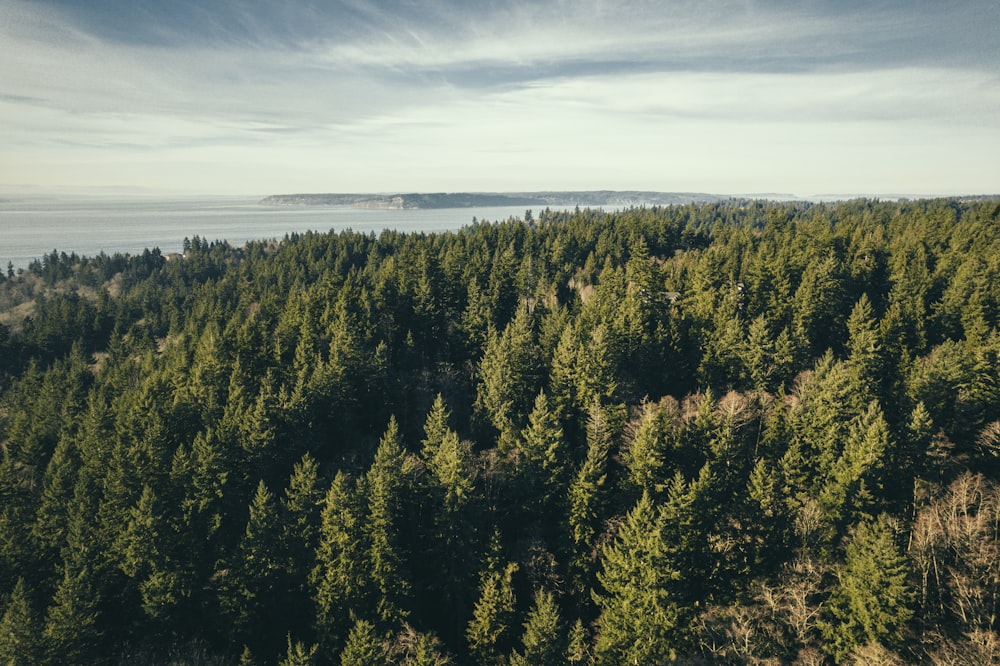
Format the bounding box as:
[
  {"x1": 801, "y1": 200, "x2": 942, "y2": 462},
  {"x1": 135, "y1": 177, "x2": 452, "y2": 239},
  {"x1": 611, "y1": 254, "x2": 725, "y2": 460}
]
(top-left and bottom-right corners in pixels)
[
  {"x1": 340, "y1": 619, "x2": 384, "y2": 666},
  {"x1": 117, "y1": 484, "x2": 185, "y2": 622},
  {"x1": 575, "y1": 324, "x2": 618, "y2": 412},
  {"x1": 518, "y1": 391, "x2": 567, "y2": 513},
  {"x1": 313, "y1": 472, "x2": 367, "y2": 649},
  {"x1": 548, "y1": 324, "x2": 579, "y2": 421},
  {"x1": 593, "y1": 491, "x2": 682, "y2": 665},
  {"x1": 42, "y1": 564, "x2": 102, "y2": 664},
  {"x1": 32, "y1": 436, "x2": 80, "y2": 559},
  {"x1": 621, "y1": 399, "x2": 671, "y2": 497},
  {"x1": 819, "y1": 515, "x2": 913, "y2": 662},
  {"x1": 566, "y1": 618, "x2": 590, "y2": 665},
  {"x1": 567, "y1": 400, "x2": 613, "y2": 596},
  {"x1": 421, "y1": 393, "x2": 452, "y2": 463},
  {"x1": 220, "y1": 480, "x2": 283, "y2": 652},
  {"x1": 279, "y1": 635, "x2": 319, "y2": 666},
  {"x1": 0, "y1": 577, "x2": 41, "y2": 665},
  {"x1": 818, "y1": 401, "x2": 891, "y2": 537},
  {"x1": 510, "y1": 589, "x2": 566, "y2": 666},
  {"x1": 386, "y1": 623, "x2": 453, "y2": 665},
  {"x1": 365, "y1": 416, "x2": 412, "y2": 625},
  {"x1": 467, "y1": 562, "x2": 519, "y2": 665},
  {"x1": 283, "y1": 453, "x2": 323, "y2": 555},
  {"x1": 477, "y1": 305, "x2": 541, "y2": 440},
  {"x1": 845, "y1": 293, "x2": 884, "y2": 409}
]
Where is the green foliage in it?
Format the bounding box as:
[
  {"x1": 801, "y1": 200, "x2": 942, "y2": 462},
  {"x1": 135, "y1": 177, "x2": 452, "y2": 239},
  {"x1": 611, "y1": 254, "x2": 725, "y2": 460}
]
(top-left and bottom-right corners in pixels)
[
  {"x1": 593, "y1": 491, "x2": 682, "y2": 664},
  {"x1": 509, "y1": 589, "x2": 565, "y2": 666},
  {"x1": 339, "y1": 619, "x2": 383, "y2": 666},
  {"x1": 1, "y1": 198, "x2": 999, "y2": 662},
  {"x1": 0, "y1": 578, "x2": 40, "y2": 666},
  {"x1": 819, "y1": 515, "x2": 913, "y2": 662},
  {"x1": 312, "y1": 472, "x2": 367, "y2": 649},
  {"x1": 365, "y1": 416, "x2": 412, "y2": 625},
  {"x1": 467, "y1": 562, "x2": 519, "y2": 665}
]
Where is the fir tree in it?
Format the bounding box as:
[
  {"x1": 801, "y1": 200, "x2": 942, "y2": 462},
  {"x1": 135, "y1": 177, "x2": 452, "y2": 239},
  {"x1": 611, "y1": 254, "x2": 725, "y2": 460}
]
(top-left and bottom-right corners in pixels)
[
  {"x1": 340, "y1": 619, "x2": 384, "y2": 666},
  {"x1": 467, "y1": 562, "x2": 519, "y2": 666},
  {"x1": 819, "y1": 515, "x2": 913, "y2": 662},
  {"x1": 510, "y1": 589, "x2": 566, "y2": 666},
  {"x1": 593, "y1": 491, "x2": 682, "y2": 665},
  {"x1": 365, "y1": 416, "x2": 412, "y2": 625},
  {"x1": 0, "y1": 577, "x2": 41, "y2": 665},
  {"x1": 313, "y1": 472, "x2": 367, "y2": 649}
]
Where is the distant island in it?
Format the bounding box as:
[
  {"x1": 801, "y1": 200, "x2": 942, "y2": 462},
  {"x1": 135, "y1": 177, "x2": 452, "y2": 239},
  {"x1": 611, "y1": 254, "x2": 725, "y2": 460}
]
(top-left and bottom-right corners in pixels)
[{"x1": 259, "y1": 191, "x2": 729, "y2": 209}]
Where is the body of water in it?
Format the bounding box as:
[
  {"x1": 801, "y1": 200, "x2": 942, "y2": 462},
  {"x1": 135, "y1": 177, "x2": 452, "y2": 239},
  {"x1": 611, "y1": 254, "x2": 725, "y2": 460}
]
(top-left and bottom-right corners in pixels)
[{"x1": 0, "y1": 196, "x2": 546, "y2": 271}]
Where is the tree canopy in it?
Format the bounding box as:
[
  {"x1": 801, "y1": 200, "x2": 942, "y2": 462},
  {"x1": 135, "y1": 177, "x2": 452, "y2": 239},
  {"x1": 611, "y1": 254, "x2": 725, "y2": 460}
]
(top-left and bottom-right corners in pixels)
[{"x1": 2, "y1": 198, "x2": 1000, "y2": 663}]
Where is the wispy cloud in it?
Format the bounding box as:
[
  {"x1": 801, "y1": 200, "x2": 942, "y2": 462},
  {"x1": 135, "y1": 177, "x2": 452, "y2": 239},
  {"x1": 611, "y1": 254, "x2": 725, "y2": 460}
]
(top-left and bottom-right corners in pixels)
[{"x1": 1, "y1": 0, "x2": 997, "y2": 195}]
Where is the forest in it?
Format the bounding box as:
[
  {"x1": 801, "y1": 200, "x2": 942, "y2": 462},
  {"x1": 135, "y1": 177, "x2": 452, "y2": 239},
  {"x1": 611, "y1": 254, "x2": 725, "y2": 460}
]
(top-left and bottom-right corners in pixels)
[{"x1": 1, "y1": 198, "x2": 999, "y2": 665}]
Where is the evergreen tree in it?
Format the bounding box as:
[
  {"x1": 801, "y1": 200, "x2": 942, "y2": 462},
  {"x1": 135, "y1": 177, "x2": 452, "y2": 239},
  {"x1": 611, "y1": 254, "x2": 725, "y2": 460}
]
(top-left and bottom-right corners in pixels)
[
  {"x1": 42, "y1": 564, "x2": 102, "y2": 664},
  {"x1": 281, "y1": 452, "x2": 325, "y2": 635},
  {"x1": 819, "y1": 515, "x2": 913, "y2": 662},
  {"x1": 365, "y1": 416, "x2": 412, "y2": 625},
  {"x1": 0, "y1": 577, "x2": 41, "y2": 665},
  {"x1": 420, "y1": 393, "x2": 452, "y2": 462},
  {"x1": 279, "y1": 635, "x2": 319, "y2": 666},
  {"x1": 567, "y1": 399, "x2": 614, "y2": 596},
  {"x1": 566, "y1": 618, "x2": 590, "y2": 665},
  {"x1": 510, "y1": 589, "x2": 566, "y2": 666},
  {"x1": 621, "y1": 399, "x2": 672, "y2": 497},
  {"x1": 477, "y1": 305, "x2": 541, "y2": 441},
  {"x1": 574, "y1": 324, "x2": 618, "y2": 412},
  {"x1": 593, "y1": 491, "x2": 682, "y2": 665},
  {"x1": 220, "y1": 480, "x2": 284, "y2": 653},
  {"x1": 467, "y1": 562, "x2": 519, "y2": 666},
  {"x1": 340, "y1": 619, "x2": 384, "y2": 666},
  {"x1": 313, "y1": 472, "x2": 367, "y2": 649},
  {"x1": 517, "y1": 391, "x2": 567, "y2": 514}
]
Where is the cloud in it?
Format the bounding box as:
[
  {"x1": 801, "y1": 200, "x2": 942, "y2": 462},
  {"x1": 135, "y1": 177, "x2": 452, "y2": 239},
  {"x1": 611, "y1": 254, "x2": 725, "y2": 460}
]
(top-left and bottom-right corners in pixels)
[{"x1": 1, "y1": 0, "x2": 997, "y2": 195}]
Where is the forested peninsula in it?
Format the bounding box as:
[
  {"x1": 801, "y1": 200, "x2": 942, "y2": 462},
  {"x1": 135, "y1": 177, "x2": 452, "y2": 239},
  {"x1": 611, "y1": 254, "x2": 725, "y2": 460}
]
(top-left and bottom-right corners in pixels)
[
  {"x1": 258, "y1": 191, "x2": 724, "y2": 209},
  {"x1": 1, "y1": 198, "x2": 999, "y2": 664}
]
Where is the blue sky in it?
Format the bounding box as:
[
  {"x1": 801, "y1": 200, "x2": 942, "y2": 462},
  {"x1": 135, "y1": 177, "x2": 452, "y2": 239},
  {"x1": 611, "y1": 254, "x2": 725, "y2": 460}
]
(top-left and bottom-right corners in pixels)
[{"x1": 1, "y1": 0, "x2": 998, "y2": 196}]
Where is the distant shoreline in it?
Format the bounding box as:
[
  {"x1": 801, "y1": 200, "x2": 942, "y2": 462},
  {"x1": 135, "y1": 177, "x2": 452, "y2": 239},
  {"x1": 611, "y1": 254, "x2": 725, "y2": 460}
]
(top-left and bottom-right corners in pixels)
[{"x1": 258, "y1": 191, "x2": 730, "y2": 209}]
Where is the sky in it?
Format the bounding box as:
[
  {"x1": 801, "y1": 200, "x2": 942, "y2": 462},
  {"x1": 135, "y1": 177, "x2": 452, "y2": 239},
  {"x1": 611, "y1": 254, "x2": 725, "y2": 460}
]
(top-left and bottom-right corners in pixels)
[{"x1": 1, "y1": 0, "x2": 998, "y2": 197}]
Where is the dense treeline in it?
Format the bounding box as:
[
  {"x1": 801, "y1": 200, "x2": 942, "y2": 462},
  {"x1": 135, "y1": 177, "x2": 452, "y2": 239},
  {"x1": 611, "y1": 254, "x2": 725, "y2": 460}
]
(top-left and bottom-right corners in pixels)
[{"x1": 1, "y1": 198, "x2": 999, "y2": 664}]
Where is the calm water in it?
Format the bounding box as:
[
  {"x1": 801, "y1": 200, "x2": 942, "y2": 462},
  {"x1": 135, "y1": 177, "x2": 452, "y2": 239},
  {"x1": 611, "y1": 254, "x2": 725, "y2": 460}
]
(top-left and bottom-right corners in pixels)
[{"x1": 0, "y1": 196, "x2": 544, "y2": 271}]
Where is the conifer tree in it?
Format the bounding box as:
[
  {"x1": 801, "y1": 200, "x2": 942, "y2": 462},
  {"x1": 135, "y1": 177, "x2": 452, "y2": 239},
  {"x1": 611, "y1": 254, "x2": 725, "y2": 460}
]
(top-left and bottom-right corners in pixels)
[
  {"x1": 477, "y1": 305, "x2": 541, "y2": 441},
  {"x1": 845, "y1": 293, "x2": 884, "y2": 408},
  {"x1": 574, "y1": 324, "x2": 618, "y2": 412},
  {"x1": 518, "y1": 391, "x2": 567, "y2": 513},
  {"x1": 420, "y1": 393, "x2": 452, "y2": 463},
  {"x1": 42, "y1": 563, "x2": 102, "y2": 664},
  {"x1": 548, "y1": 323, "x2": 579, "y2": 421},
  {"x1": 593, "y1": 491, "x2": 682, "y2": 665},
  {"x1": 313, "y1": 472, "x2": 367, "y2": 649},
  {"x1": 819, "y1": 515, "x2": 913, "y2": 662},
  {"x1": 510, "y1": 589, "x2": 566, "y2": 666},
  {"x1": 220, "y1": 480, "x2": 283, "y2": 652},
  {"x1": 32, "y1": 436, "x2": 80, "y2": 558},
  {"x1": 567, "y1": 399, "x2": 613, "y2": 596},
  {"x1": 621, "y1": 399, "x2": 671, "y2": 497},
  {"x1": 283, "y1": 452, "x2": 324, "y2": 572},
  {"x1": 467, "y1": 562, "x2": 519, "y2": 666},
  {"x1": 0, "y1": 577, "x2": 41, "y2": 665},
  {"x1": 365, "y1": 416, "x2": 412, "y2": 625},
  {"x1": 340, "y1": 619, "x2": 384, "y2": 666},
  {"x1": 280, "y1": 635, "x2": 319, "y2": 666},
  {"x1": 565, "y1": 618, "x2": 590, "y2": 665}
]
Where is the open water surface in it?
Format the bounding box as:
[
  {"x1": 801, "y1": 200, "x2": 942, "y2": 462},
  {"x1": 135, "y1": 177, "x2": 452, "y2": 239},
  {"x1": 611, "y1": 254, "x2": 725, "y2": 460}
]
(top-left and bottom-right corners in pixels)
[{"x1": 0, "y1": 196, "x2": 543, "y2": 271}]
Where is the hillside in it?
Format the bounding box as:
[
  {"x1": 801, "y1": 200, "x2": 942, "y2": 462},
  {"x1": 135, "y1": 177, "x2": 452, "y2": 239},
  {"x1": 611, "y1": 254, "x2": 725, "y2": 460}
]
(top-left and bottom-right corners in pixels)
[{"x1": 1, "y1": 199, "x2": 999, "y2": 664}]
